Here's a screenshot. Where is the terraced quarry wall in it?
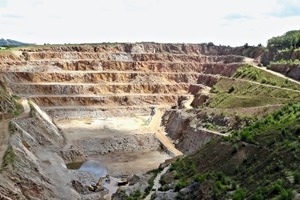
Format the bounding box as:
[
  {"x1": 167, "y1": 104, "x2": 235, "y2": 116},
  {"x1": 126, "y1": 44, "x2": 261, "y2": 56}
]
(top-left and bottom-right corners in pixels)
[
  {"x1": 0, "y1": 44, "x2": 246, "y2": 119},
  {"x1": 1, "y1": 43, "x2": 299, "y2": 199}
]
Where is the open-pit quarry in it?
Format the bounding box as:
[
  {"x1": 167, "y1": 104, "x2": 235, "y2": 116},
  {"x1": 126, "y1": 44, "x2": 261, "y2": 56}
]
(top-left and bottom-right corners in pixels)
[{"x1": 1, "y1": 43, "x2": 298, "y2": 199}]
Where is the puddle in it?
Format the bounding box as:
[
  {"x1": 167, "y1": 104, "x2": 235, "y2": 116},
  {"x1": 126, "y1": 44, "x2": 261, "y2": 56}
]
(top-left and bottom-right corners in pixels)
[
  {"x1": 67, "y1": 160, "x2": 107, "y2": 178},
  {"x1": 66, "y1": 162, "x2": 83, "y2": 169}
]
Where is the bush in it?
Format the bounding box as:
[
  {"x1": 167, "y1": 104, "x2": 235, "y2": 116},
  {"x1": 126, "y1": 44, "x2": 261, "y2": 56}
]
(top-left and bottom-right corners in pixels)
[
  {"x1": 228, "y1": 86, "x2": 235, "y2": 93},
  {"x1": 8, "y1": 121, "x2": 17, "y2": 133},
  {"x1": 278, "y1": 189, "x2": 293, "y2": 200},
  {"x1": 293, "y1": 170, "x2": 300, "y2": 184},
  {"x1": 250, "y1": 193, "x2": 264, "y2": 200},
  {"x1": 194, "y1": 173, "x2": 206, "y2": 182},
  {"x1": 234, "y1": 64, "x2": 260, "y2": 81},
  {"x1": 127, "y1": 190, "x2": 142, "y2": 200},
  {"x1": 2, "y1": 146, "x2": 15, "y2": 169},
  {"x1": 175, "y1": 179, "x2": 188, "y2": 191},
  {"x1": 233, "y1": 188, "x2": 246, "y2": 200},
  {"x1": 232, "y1": 143, "x2": 239, "y2": 154}
]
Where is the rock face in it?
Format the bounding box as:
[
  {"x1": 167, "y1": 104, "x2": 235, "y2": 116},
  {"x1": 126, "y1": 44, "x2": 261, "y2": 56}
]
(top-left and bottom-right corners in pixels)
[
  {"x1": 75, "y1": 133, "x2": 161, "y2": 155},
  {"x1": 261, "y1": 50, "x2": 300, "y2": 66},
  {"x1": 161, "y1": 109, "x2": 251, "y2": 154},
  {"x1": 0, "y1": 43, "x2": 249, "y2": 119},
  {"x1": 260, "y1": 49, "x2": 300, "y2": 81},
  {"x1": 0, "y1": 77, "x2": 21, "y2": 119},
  {"x1": 0, "y1": 103, "x2": 70, "y2": 200},
  {"x1": 161, "y1": 110, "x2": 219, "y2": 154},
  {"x1": 269, "y1": 63, "x2": 300, "y2": 80}
]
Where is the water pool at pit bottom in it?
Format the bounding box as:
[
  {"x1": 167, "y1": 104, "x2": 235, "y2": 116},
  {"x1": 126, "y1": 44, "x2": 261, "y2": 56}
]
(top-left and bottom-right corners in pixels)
[{"x1": 67, "y1": 160, "x2": 108, "y2": 178}]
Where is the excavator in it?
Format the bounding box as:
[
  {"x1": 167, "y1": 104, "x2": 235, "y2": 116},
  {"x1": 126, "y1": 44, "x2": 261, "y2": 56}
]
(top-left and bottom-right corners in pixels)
[
  {"x1": 88, "y1": 174, "x2": 110, "y2": 192},
  {"x1": 88, "y1": 177, "x2": 105, "y2": 192}
]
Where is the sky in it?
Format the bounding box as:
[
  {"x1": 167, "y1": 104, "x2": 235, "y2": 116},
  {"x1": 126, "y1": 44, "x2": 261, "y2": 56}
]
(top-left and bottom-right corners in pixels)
[{"x1": 0, "y1": 0, "x2": 299, "y2": 46}]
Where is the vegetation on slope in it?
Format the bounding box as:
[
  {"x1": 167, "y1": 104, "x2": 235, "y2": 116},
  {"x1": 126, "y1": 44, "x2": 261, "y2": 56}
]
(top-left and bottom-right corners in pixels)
[
  {"x1": 267, "y1": 30, "x2": 300, "y2": 50},
  {"x1": 0, "y1": 84, "x2": 23, "y2": 119},
  {"x1": 270, "y1": 59, "x2": 300, "y2": 66},
  {"x1": 159, "y1": 103, "x2": 300, "y2": 199},
  {"x1": 1, "y1": 146, "x2": 15, "y2": 170},
  {"x1": 204, "y1": 63, "x2": 300, "y2": 110},
  {"x1": 233, "y1": 64, "x2": 300, "y2": 90},
  {"x1": 208, "y1": 78, "x2": 299, "y2": 109}
]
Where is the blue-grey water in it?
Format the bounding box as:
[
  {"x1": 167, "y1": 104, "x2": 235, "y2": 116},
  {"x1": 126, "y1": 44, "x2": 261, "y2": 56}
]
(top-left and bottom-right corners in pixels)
[{"x1": 67, "y1": 160, "x2": 107, "y2": 178}]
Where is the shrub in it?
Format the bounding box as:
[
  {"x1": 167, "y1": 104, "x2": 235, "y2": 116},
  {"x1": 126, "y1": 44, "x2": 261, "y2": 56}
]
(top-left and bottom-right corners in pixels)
[
  {"x1": 175, "y1": 179, "x2": 188, "y2": 191},
  {"x1": 233, "y1": 188, "x2": 246, "y2": 200},
  {"x1": 293, "y1": 170, "x2": 300, "y2": 184},
  {"x1": 234, "y1": 64, "x2": 260, "y2": 81},
  {"x1": 1, "y1": 146, "x2": 15, "y2": 169},
  {"x1": 232, "y1": 143, "x2": 239, "y2": 154},
  {"x1": 250, "y1": 193, "x2": 264, "y2": 200},
  {"x1": 8, "y1": 121, "x2": 17, "y2": 133},
  {"x1": 127, "y1": 190, "x2": 142, "y2": 200},
  {"x1": 228, "y1": 86, "x2": 235, "y2": 93},
  {"x1": 193, "y1": 173, "x2": 206, "y2": 182}
]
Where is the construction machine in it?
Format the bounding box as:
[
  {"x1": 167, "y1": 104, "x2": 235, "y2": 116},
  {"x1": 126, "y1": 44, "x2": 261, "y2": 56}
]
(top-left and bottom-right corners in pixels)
[
  {"x1": 117, "y1": 175, "x2": 129, "y2": 186},
  {"x1": 88, "y1": 177, "x2": 105, "y2": 192},
  {"x1": 105, "y1": 174, "x2": 110, "y2": 183},
  {"x1": 150, "y1": 106, "x2": 156, "y2": 116}
]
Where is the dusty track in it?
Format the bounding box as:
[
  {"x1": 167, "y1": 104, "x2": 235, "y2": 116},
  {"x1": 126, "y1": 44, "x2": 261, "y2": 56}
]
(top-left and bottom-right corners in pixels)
[
  {"x1": 148, "y1": 109, "x2": 183, "y2": 156},
  {"x1": 144, "y1": 165, "x2": 171, "y2": 200}
]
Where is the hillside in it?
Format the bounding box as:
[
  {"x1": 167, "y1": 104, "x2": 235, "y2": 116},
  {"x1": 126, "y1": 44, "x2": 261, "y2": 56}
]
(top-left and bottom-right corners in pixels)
[
  {"x1": 0, "y1": 38, "x2": 31, "y2": 47},
  {"x1": 154, "y1": 104, "x2": 300, "y2": 200}
]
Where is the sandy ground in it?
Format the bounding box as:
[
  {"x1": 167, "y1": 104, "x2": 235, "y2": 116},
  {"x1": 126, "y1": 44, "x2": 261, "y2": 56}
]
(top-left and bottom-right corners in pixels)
[
  {"x1": 91, "y1": 151, "x2": 171, "y2": 177},
  {"x1": 54, "y1": 112, "x2": 173, "y2": 175},
  {"x1": 55, "y1": 116, "x2": 149, "y2": 139}
]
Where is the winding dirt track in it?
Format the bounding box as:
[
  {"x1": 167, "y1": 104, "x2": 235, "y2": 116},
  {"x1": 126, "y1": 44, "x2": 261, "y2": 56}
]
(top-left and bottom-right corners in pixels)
[
  {"x1": 149, "y1": 109, "x2": 183, "y2": 156},
  {"x1": 144, "y1": 165, "x2": 171, "y2": 200}
]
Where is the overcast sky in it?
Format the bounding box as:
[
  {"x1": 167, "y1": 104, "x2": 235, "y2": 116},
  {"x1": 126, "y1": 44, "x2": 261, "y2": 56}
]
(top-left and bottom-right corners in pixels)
[{"x1": 0, "y1": 0, "x2": 299, "y2": 46}]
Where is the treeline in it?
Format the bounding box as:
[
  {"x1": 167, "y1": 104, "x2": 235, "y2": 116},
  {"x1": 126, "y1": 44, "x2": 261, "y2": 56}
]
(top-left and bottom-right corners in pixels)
[{"x1": 267, "y1": 30, "x2": 300, "y2": 50}]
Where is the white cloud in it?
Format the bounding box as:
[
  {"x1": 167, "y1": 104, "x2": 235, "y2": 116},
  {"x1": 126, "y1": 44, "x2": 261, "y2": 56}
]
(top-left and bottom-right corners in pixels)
[{"x1": 0, "y1": 0, "x2": 299, "y2": 46}]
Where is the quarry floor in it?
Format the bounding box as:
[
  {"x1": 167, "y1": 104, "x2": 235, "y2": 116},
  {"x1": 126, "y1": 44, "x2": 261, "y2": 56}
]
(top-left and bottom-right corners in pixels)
[{"x1": 55, "y1": 115, "x2": 173, "y2": 176}]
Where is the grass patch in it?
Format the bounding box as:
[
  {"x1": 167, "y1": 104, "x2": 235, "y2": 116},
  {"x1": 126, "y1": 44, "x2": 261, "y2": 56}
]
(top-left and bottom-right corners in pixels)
[
  {"x1": 1, "y1": 146, "x2": 15, "y2": 170},
  {"x1": 0, "y1": 87, "x2": 23, "y2": 117},
  {"x1": 207, "y1": 78, "x2": 300, "y2": 108},
  {"x1": 8, "y1": 121, "x2": 17, "y2": 134},
  {"x1": 270, "y1": 59, "x2": 300, "y2": 65},
  {"x1": 233, "y1": 64, "x2": 300, "y2": 90},
  {"x1": 234, "y1": 64, "x2": 261, "y2": 81},
  {"x1": 126, "y1": 190, "x2": 142, "y2": 200},
  {"x1": 232, "y1": 103, "x2": 300, "y2": 144}
]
